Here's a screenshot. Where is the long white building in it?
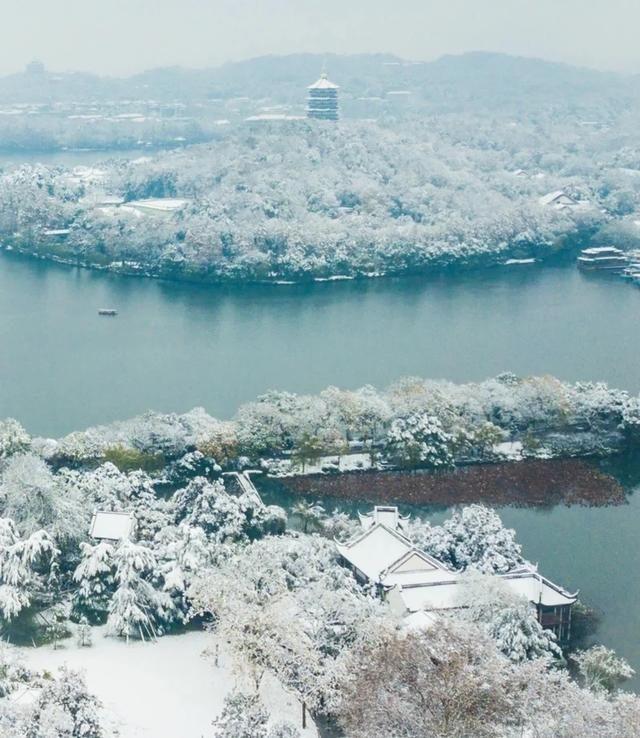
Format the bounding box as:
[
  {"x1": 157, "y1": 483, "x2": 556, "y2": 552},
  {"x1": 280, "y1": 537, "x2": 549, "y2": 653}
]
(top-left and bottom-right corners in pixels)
[{"x1": 336, "y1": 506, "x2": 577, "y2": 641}]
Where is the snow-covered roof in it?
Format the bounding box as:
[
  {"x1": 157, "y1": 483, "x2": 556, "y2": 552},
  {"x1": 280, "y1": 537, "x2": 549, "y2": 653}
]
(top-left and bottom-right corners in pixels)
[
  {"x1": 336, "y1": 523, "x2": 413, "y2": 582},
  {"x1": 539, "y1": 190, "x2": 578, "y2": 206},
  {"x1": 580, "y1": 246, "x2": 623, "y2": 256},
  {"x1": 126, "y1": 198, "x2": 189, "y2": 213},
  {"x1": 392, "y1": 565, "x2": 577, "y2": 614},
  {"x1": 403, "y1": 609, "x2": 438, "y2": 631},
  {"x1": 89, "y1": 511, "x2": 134, "y2": 542},
  {"x1": 502, "y1": 567, "x2": 578, "y2": 607},
  {"x1": 308, "y1": 73, "x2": 339, "y2": 90},
  {"x1": 358, "y1": 505, "x2": 408, "y2": 531}
]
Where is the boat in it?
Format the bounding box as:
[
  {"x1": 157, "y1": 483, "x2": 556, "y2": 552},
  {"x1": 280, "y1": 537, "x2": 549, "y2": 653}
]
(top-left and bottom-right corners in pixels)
[
  {"x1": 98, "y1": 309, "x2": 118, "y2": 316},
  {"x1": 621, "y1": 264, "x2": 640, "y2": 279},
  {"x1": 577, "y1": 247, "x2": 628, "y2": 271}
]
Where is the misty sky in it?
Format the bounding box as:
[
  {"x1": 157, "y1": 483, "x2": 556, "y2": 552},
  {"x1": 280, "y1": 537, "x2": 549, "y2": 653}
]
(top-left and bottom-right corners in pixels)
[{"x1": 3, "y1": 0, "x2": 640, "y2": 76}]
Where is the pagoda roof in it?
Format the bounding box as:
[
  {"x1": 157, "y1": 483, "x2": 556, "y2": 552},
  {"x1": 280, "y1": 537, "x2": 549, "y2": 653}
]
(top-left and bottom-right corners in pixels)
[{"x1": 308, "y1": 73, "x2": 339, "y2": 90}]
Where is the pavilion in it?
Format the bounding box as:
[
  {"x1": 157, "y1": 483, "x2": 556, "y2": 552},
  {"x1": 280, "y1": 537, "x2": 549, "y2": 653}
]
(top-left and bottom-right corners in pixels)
[{"x1": 336, "y1": 506, "x2": 577, "y2": 641}]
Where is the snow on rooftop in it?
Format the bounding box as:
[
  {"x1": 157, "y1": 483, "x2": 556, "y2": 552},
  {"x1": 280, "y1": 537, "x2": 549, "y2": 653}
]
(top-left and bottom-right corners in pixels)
[
  {"x1": 539, "y1": 190, "x2": 578, "y2": 206},
  {"x1": 89, "y1": 511, "x2": 134, "y2": 541},
  {"x1": 126, "y1": 198, "x2": 190, "y2": 212},
  {"x1": 580, "y1": 246, "x2": 623, "y2": 255},
  {"x1": 43, "y1": 228, "x2": 71, "y2": 236},
  {"x1": 403, "y1": 610, "x2": 438, "y2": 631},
  {"x1": 336, "y1": 524, "x2": 413, "y2": 582},
  {"x1": 394, "y1": 567, "x2": 577, "y2": 614},
  {"x1": 308, "y1": 73, "x2": 339, "y2": 90}
]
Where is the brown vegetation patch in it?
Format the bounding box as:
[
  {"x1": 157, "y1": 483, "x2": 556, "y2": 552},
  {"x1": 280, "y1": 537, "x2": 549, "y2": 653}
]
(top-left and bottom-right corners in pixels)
[{"x1": 276, "y1": 458, "x2": 626, "y2": 508}]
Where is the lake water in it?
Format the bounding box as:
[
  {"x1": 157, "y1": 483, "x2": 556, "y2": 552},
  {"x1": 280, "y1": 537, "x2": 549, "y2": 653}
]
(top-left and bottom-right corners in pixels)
[{"x1": 1, "y1": 250, "x2": 640, "y2": 685}]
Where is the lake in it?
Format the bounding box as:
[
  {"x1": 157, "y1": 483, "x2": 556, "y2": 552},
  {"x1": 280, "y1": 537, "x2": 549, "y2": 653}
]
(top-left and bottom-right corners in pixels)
[{"x1": 1, "y1": 250, "x2": 640, "y2": 685}]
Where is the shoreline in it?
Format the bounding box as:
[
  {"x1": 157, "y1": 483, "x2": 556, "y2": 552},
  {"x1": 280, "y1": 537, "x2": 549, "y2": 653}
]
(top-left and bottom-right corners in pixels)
[
  {"x1": 269, "y1": 457, "x2": 627, "y2": 509},
  {"x1": 0, "y1": 241, "x2": 577, "y2": 290}
]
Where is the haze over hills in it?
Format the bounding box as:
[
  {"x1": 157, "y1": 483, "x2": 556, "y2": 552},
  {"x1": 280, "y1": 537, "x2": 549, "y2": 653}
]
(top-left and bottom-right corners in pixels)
[{"x1": 1, "y1": 51, "x2": 638, "y2": 115}]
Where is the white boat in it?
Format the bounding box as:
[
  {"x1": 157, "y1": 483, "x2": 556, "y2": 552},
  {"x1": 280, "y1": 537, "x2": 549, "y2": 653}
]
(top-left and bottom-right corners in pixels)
[{"x1": 577, "y1": 247, "x2": 628, "y2": 271}]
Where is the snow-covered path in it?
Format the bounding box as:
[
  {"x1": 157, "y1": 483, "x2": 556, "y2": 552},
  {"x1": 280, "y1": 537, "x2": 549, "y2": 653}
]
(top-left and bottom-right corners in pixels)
[{"x1": 19, "y1": 628, "x2": 318, "y2": 738}]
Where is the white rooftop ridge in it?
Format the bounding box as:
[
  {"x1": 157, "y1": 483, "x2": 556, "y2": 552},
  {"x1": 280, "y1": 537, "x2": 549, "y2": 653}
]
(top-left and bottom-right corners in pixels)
[
  {"x1": 89, "y1": 511, "x2": 135, "y2": 542},
  {"x1": 539, "y1": 190, "x2": 579, "y2": 207},
  {"x1": 308, "y1": 72, "x2": 339, "y2": 90}
]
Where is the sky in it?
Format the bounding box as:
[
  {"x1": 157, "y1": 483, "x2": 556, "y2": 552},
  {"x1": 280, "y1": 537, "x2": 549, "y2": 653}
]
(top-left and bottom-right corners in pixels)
[{"x1": 3, "y1": 0, "x2": 640, "y2": 76}]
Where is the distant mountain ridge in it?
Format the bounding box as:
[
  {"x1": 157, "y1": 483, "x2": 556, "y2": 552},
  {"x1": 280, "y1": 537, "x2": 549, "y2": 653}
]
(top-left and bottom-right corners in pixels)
[{"x1": 1, "y1": 51, "x2": 637, "y2": 112}]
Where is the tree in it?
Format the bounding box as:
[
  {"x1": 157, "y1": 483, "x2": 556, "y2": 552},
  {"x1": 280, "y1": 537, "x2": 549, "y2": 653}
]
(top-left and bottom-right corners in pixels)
[
  {"x1": 0, "y1": 454, "x2": 86, "y2": 545},
  {"x1": 291, "y1": 500, "x2": 325, "y2": 533},
  {"x1": 335, "y1": 620, "x2": 530, "y2": 738},
  {"x1": 291, "y1": 433, "x2": 324, "y2": 473},
  {"x1": 72, "y1": 542, "x2": 116, "y2": 624},
  {"x1": 25, "y1": 667, "x2": 103, "y2": 738},
  {"x1": 106, "y1": 541, "x2": 166, "y2": 641},
  {"x1": 212, "y1": 691, "x2": 268, "y2": 738},
  {"x1": 383, "y1": 413, "x2": 454, "y2": 469},
  {"x1": 421, "y1": 504, "x2": 524, "y2": 574},
  {"x1": 173, "y1": 477, "x2": 261, "y2": 543},
  {"x1": 457, "y1": 573, "x2": 562, "y2": 663},
  {"x1": 0, "y1": 518, "x2": 58, "y2": 623},
  {"x1": 572, "y1": 645, "x2": 636, "y2": 693},
  {"x1": 0, "y1": 420, "x2": 30, "y2": 460}
]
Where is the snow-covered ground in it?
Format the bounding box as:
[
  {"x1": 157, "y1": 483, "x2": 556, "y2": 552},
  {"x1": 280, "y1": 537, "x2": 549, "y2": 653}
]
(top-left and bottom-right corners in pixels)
[
  {"x1": 18, "y1": 628, "x2": 318, "y2": 738},
  {"x1": 264, "y1": 452, "x2": 372, "y2": 477}
]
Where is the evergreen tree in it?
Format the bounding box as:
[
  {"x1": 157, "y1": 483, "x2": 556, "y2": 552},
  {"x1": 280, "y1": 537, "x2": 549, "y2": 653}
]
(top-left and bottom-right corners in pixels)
[
  {"x1": 106, "y1": 541, "x2": 166, "y2": 641},
  {"x1": 72, "y1": 541, "x2": 116, "y2": 624}
]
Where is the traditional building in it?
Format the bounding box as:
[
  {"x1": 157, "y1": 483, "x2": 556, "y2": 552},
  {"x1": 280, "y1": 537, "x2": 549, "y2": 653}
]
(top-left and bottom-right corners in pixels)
[
  {"x1": 336, "y1": 506, "x2": 577, "y2": 642},
  {"x1": 307, "y1": 72, "x2": 339, "y2": 121},
  {"x1": 539, "y1": 190, "x2": 579, "y2": 209}
]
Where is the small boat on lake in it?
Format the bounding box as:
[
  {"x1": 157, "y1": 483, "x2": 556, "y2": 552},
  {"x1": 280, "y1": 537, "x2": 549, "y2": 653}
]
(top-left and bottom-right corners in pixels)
[
  {"x1": 577, "y1": 246, "x2": 628, "y2": 271},
  {"x1": 98, "y1": 309, "x2": 118, "y2": 316}
]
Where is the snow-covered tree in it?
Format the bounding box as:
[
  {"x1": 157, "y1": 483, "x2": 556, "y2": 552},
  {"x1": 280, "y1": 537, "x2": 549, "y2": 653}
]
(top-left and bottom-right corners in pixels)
[
  {"x1": 212, "y1": 691, "x2": 268, "y2": 738},
  {"x1": 71, "y1": 541, "x2": 116, "y2": 624},
  {"x1": 0, "y1": 454, "x2": 86, "y2": 545},
  {"x1": 572, "y1": 645, "x2": 636, "y2": 693},
  {"x1": 419, "y1": 504, "x2": 524, "y2": 574},
  {"x1": 291, "y1": 500, "x2": 325, "y2": 534},
  {"x1": 106, "y1": 540, "x2": 167, "y2": 641},
  {"x1": 335, "y1": 620, "x2": 532, "y2": 738},
  {"x1": 457, "y1": 573, "x2": 562, "y2": 662},
  {"x1": 0, "y1": 518, "x2": 58, "y2": 622},
  {"x1": 383, "y1": 412, "x2": 454, "y2": 469},
  {"x1": 25, "y1": 667, "x2": 103, "y2": 738},
  {"x1": 0, "y1": 420, "x2": 30, "y2": 460}
]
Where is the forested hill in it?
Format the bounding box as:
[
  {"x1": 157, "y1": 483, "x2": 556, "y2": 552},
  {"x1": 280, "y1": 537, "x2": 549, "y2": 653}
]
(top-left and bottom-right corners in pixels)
[{"x1": 1, "y1": 51, "x2": 637, "y2": 114}]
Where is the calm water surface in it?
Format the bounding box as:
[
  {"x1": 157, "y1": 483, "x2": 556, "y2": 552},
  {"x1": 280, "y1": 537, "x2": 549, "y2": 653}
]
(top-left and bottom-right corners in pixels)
[{"x1": 1, "y1": 251, "x2": 640, "y2": 684}]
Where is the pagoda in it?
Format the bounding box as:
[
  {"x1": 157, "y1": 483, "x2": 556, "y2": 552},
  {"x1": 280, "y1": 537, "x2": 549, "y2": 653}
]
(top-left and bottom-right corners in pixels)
[{"x1": 307, "y1": 72, "x2": 339, "y2": 121}]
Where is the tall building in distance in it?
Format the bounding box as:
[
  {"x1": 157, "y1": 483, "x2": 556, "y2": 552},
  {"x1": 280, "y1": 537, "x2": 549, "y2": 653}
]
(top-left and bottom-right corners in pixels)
[{"x1": 307, "y1": 72, "x2": 339, "y2": 121}]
